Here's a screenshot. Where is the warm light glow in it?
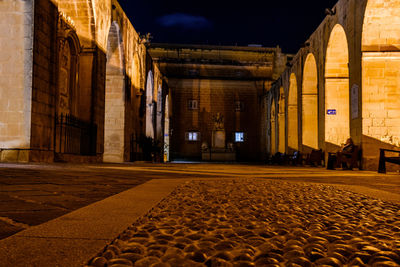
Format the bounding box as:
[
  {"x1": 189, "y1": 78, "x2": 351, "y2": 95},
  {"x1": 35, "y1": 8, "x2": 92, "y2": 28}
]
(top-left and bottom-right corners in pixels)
[
  {"x1": 362, "y1": 0, "x2": 400, "y2": 52},
  {"x1": 362, "y1": 0, "x2": 400, "y2": 168},
  {"x1": 302, "y1": 53, "x2": 318, "y2": 149},
  {"x1": 55, "y1": 0, "x2": 96, "y2": 46},
  {"x1": 104, "y1": 21, "x2": 125, "y2": 163},
  {"x1": 288, "y1": 73, "x2": 298, "y2": 151},
  {"x1": 325, "y1": 24, "x2": 349, "y2": 147},
  {"x1": 278, "y1": 87, "x2": 285, "y2": 153},
  {"x1": 132, "y1": 55, "x2": 141, "y2": 89},
  {"x1": 146, "y1": 71, "x2": 155, "y2": 138}
]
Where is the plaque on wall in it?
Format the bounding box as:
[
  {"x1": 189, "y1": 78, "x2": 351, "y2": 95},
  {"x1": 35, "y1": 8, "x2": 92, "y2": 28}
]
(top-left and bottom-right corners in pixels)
[{"x1": 351, "y1": 84, "x2": 359, "y2": 119}]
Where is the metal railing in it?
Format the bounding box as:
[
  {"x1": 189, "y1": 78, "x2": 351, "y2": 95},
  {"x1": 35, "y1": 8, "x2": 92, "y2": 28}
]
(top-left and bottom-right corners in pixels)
[
  {"x1": 55, "y1": 114, "x2": 97, "y2": 156},
  {"x1": 130, "y1": 134, "x2": 143, "y2": 161}
]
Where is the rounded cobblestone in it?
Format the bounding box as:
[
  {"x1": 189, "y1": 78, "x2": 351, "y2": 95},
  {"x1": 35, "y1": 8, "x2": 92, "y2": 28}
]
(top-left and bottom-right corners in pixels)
[{"x1": 88, "y1": 179, "x2": 400, "y2": 266}]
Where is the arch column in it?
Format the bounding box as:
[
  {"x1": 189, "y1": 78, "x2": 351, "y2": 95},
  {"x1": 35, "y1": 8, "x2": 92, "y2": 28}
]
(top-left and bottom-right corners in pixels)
[
  {"x1": 325, "y1": 24, "x2": 350, "y2": 152},
  {"x1": 278, "y1": 87, "x2": 286, "y2": 153},
  {"x1": 271, "y1": 98, "x2": 276, "y2": 155},
  {"x1": 104, "y1": 22, "x2": 125, "y2": 162},
  {"x1": 288, "y1": 73, "x2": 298, "y2": 152},
  {"x1": 302, "y1": 53, "x2": 319, "y2": 151},
  {"x1": 362, "y1": 0, "x2": 400, "y2": 169}
]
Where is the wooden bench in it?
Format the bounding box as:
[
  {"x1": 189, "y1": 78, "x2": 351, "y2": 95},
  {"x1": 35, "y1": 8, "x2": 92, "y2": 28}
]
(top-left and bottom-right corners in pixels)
[
  {"x1": 378, "y1": 148, "x2": 400, "y2": 173},
  {"x1": 327, "y1": 145, "x2": 361, "y2": 170}
]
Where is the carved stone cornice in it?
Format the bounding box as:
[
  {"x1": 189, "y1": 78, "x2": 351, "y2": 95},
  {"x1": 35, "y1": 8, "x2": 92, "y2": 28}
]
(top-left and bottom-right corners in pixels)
[{"x1": 57, "y1": 12, "x2": 76, "y2": 38}]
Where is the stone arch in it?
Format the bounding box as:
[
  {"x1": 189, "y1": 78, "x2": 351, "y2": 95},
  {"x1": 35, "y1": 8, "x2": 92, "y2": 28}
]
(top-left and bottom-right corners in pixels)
[
  {"x1": 56, "y1": 26, "x2": 80, "y2": 117},
  {"x1": 55, "y1": 27, "x2": 81, "y2": 154},
  {"x1": 56, "y1": 0, "x2": 96, "y2": 45},
  {"x1": 278, "y1": 87, "x2": 286, "y2": 153},
  {"x1": 104, "y1": 21, "x2": 126, "y2": 162},
  {"x1": 271, "y1": 97, "x2": 276, "y2": 155},
  {"x1": 325, "y1": 24, "x2": 350, "y2": 150},
  {"x1": 146, "y1": 70, "x2": 155, "y2": 138},
  {"x1": 362, "y1": 0, "x2": 400, "y2": 168},
  {"x1": 302, "y1": 53, "x2": 319, "y2": 150},
  {"x1": 288, "y1": 73, "x2": 298, "y2": 152}
]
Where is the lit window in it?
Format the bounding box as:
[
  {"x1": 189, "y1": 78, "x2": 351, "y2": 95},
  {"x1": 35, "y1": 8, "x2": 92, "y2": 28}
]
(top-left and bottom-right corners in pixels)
[
  {"x1": 186, "y1": 131, "x2": 200, "y2": 141},
  {"x1": 188, "y1": 99, "x2": 198, "y2": 110},
  {"x1": 235, "y1": 132, "x2": 244, "y2": 142},
  {"x1": 235, "y1": 101, "x2": 244, "y2": 111}
]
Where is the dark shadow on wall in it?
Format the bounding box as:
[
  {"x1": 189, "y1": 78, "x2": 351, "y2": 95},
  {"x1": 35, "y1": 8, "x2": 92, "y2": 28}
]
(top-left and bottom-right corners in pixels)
[
  {"x1": 362, "y1": 135, "x2": 400, "y2": 172},
  {"x1": 325, "y1": 142, "x2": 341, "y2": 154}
]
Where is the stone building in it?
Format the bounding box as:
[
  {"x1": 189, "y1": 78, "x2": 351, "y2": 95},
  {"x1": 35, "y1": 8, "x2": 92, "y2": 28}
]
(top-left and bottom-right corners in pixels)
[
  {"x1": 268, "y1": 0, "x2": 400, "y2": 170},
  {"x1": 0, "y1": 0, "x2": 164, "y2": 163},
  {"x1": 2, "y1": 0, "x2": 398, "y2": 168},
  {"x1": 149, "y1": 44, "x2": 288, "y2": 161}
]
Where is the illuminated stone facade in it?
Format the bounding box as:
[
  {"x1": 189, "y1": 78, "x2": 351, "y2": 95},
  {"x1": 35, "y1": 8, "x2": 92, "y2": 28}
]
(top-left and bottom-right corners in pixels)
[
  {"x1": 269, "y1": 0, "x2": 400, "y2": 170},
  {"x1": 149, "y1": 44, "x2": 288, "y2": 161},
  {"x1": 0, "y1": 0, "x2": 163, "y2": 163},
  {"x1": 3, "y1": 0, "x2": 399, "y2": 168}
]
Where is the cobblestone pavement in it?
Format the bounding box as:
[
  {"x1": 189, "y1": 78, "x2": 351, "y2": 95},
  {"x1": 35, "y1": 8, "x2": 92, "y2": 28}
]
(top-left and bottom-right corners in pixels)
[{"x1": 89, "y1": 179, "x2": 400, "y2": 266}]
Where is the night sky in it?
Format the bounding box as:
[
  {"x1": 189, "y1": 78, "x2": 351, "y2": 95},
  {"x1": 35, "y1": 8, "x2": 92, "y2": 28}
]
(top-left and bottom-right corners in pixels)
[{"x1": 118, "y1": 0, "x2": 339, "y2": 54}]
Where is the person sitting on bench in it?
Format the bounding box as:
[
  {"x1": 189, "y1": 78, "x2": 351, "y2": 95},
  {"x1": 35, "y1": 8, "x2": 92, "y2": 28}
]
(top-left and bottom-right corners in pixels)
[{"x1": 336, "y1": 137, "x2": 355, "y2": 169}]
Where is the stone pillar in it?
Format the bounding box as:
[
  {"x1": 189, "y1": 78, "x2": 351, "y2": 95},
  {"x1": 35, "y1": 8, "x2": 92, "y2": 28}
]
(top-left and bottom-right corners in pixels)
[{"x1": 0, "y1": 0, "x2": 34, "y2": 162}]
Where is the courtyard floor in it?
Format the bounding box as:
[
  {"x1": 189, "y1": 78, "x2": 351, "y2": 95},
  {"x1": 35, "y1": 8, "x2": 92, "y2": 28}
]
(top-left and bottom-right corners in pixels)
[{"x1": 1, "y1": 162, "x2": 400, "y2": 266}]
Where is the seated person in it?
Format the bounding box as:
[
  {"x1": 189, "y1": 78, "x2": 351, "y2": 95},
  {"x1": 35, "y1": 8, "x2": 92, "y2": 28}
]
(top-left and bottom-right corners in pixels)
[{"x1": 336, "y1": 137, "x2": 355, "y2": 169}]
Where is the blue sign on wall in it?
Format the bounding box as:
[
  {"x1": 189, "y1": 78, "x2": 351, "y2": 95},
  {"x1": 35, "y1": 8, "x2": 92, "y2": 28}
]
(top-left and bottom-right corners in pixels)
[{"x1": 327, "y1": 109, "x2": 337, "y2": 115}]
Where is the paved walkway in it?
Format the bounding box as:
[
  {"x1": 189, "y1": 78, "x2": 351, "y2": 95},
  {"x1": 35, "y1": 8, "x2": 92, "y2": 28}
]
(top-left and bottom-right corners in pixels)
[{"x1": 0, "y1": 163, "x2": 400, "y2": 266}]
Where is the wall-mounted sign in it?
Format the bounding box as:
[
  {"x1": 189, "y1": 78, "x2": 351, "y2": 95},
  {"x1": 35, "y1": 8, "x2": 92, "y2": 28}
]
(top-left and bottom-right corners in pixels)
[
  {"x1": 351, "y1": 84, "x2": 359, "y2": 119},
  {"x1": 327, "y1": 109, "x2": 337, "y2": 115}
]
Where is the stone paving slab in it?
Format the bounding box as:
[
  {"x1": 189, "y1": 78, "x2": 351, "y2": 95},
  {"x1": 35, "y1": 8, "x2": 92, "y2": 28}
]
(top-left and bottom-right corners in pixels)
[
  {"x1": 0, "y1": 178, "x2": 185, "y2": 267},
  {"x1": 0, "y1": 209, "x2": 67, "y2": 226},
  {"x1": 0, "y1": 164, "x2": 153, "y2": 240},
  {"x1": 0, "y1": 237, "x2": 105, "y2": 267}
]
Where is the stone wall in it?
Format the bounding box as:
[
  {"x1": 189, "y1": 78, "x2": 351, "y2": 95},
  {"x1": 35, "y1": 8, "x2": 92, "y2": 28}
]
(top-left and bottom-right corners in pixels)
[
  {"x1": 268, "y1": 0, "x2": 400, "y2": 170},
  {"x1": 0, "y1": 0, "x2": 34, "y2": 162},
  {"x1": 169, "y1": 79, "x2": 265, "y2": 161},
  {"x1": 30, "y1": 0, "x2": 58, "y2": 162},
  {"x1": 151, "y1": 44, "x2": 284, "y2": 162},
  {"x1": 0, "y1": 0, "x2": 153, "y2": 163},
  {"x1": 102, "y1": 0, "x2": 150, "y2": 163}
]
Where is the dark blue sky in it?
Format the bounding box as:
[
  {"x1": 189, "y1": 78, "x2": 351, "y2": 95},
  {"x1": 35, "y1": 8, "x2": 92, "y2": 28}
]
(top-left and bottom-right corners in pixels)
[{"x1": 118, "y1": 0, "x2": 338, "y2": 54}]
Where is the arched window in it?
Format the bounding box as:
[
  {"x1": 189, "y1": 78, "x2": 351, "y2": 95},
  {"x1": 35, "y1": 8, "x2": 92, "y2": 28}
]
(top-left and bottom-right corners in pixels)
[{"x1": 57, "y1": 31, "x2": 79, "y2": 117}]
